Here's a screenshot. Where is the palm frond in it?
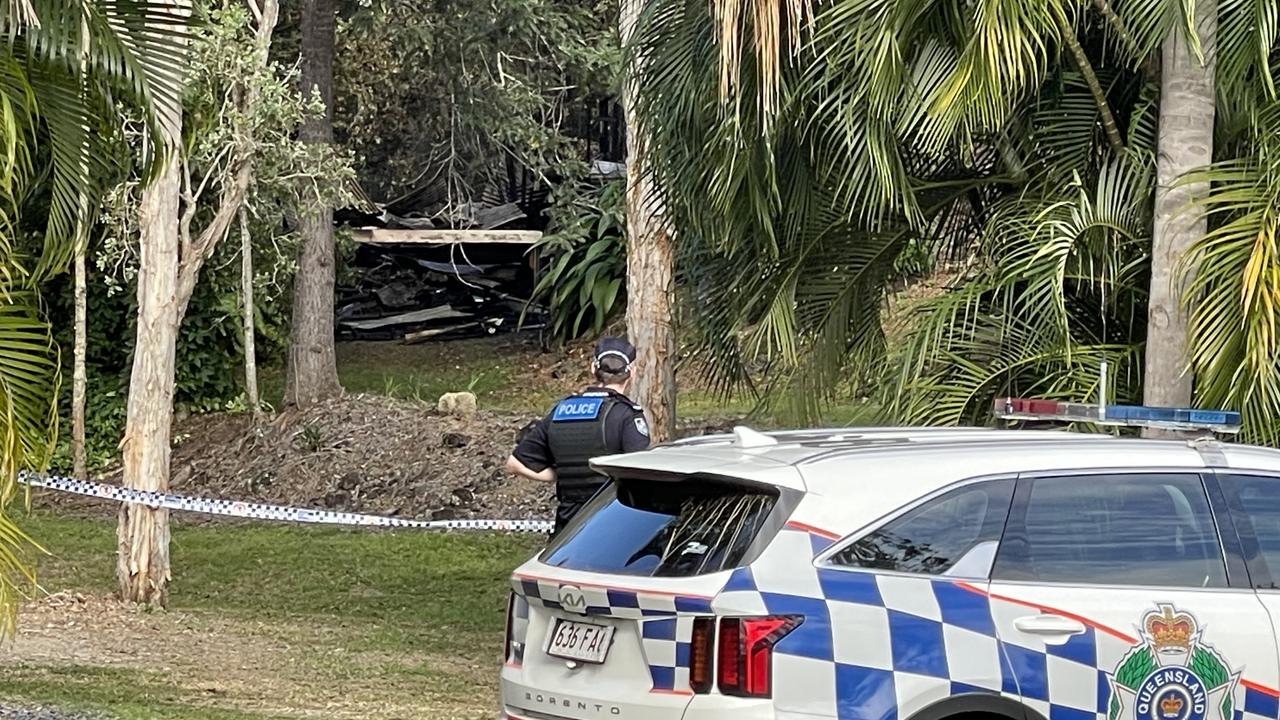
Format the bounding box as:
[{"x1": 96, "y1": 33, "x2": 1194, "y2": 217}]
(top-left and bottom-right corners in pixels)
[
  {"x1": 885, "y1": 155, "x2": 1151, "y2": 424},
  {"x1": 0, "y1": 0, "x2": 189, "y2": 635},
  {"x1": 1183, "y1": 102, "x2": 1280, "y2": 445},
  {"x1": 0, "y1": 288, "x2": 55, "y2": 634}
]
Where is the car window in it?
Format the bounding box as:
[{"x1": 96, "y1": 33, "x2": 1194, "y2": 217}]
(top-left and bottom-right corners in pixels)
[
  {"x1": 1220, "y1": 474, "x2": 1280, "y2": 587},
  {"x1": 540, "y1": 478, "x2": 780, "y2": 577},
  {"x1": 994, "y1": 473, "x2": 1228, "y2": 588},
  {"x1": 826, "y1": 479, "x2": 1014, "y2": 577}
]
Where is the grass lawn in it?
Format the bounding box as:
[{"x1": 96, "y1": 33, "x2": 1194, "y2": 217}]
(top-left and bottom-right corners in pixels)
[
  {"x1": 11, "y1": 336, "x2": 880, "y2": 717},
  {"x1": 260, "y1": 337, "x2": 881, "y2": 428},
  {"x1": 2, "y1": 512, "x2": 543, "y2": 719},
  {"x1": 259, "y1": 338, "x2": 560, "y2": 414}
]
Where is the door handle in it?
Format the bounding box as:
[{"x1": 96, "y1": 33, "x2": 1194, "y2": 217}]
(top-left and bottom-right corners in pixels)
[{"x1": 1013, "y1": 614, "x2": 1086, "y2": 645}]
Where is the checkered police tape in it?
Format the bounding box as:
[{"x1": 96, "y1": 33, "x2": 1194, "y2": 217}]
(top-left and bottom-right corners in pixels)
[{"x1": 17, "y1": 471, "x2": 553, "y2": 534}]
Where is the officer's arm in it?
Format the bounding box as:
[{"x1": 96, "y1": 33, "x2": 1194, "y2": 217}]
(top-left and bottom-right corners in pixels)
[
  {"x1": 505, "y1": 454, "x2": 556, "y2": 483},
  {"x1": 620, "y1": 407, "x2": 652, "y2": 451}
]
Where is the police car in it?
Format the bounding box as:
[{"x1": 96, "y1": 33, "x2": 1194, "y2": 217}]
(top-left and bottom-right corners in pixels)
[{"x1": 500, "y1": 400, "x2": 1280, "y2": 720}]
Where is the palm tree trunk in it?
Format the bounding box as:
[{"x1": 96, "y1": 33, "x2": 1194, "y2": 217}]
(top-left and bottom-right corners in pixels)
[
  {"x1": 118, "y1": 154, "x2": 180, "y2": 606},
  {"x1": 1144, "y1": 0, "x2": 1216, "y2": 421},
  {"x1": 240, "y1": 206, "x2": 262, "y2": 422},
  {"x1": 285, "y1": 0, "x2": 341, "y2": 409},
  {"x1": 620, "y1": 0, "x2": 677, "y2": 443}
]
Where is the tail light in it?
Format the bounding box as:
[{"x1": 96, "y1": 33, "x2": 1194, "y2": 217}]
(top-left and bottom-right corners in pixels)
[
  {"x1": 689, "y1": 618, "x2": 715, "y2": 693},
  {"x1": 716, "y1": 616, "x2": 801, "y2": 698},
  {"x1": 504, "y1": 593, "x2": 529, "y2": 666}
]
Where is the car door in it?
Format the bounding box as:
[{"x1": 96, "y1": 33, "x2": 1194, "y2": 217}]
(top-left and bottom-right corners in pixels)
[
  {"x1": 1214, "y1": 471, "x2": 1280, "y2": 720},
  {"x1": 798, "y1": 478, "x2": 1019, "y2": 720},
  {"x1": 986, "y1": 471, "x2": 1278, "y2": 720}
]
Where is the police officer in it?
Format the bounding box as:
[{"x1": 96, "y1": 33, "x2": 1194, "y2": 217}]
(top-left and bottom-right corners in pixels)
[{"x1": 504, "y1": 337, "x2": 651, "y2": 534}]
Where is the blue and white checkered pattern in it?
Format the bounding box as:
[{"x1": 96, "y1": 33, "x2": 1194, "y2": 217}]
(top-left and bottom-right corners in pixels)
[
  {"x1": 715, "y1": 528, "x2": 1015, "y2": 720},
  {"x1": 639, "y1": 615, "x2": 697, "y2": 693},
  {"x1": 513, "y1": 575, "x2": 713, "y2": 617},
  {"x1": 512, "y1": 573, "x2": 713, "y2": 693},
  {"x1": 511, "y1": 526, "x2": 1280, "y2": 719},
  {"x1": 713, "y1": 527, "x2": 1280, "y2": 720}
]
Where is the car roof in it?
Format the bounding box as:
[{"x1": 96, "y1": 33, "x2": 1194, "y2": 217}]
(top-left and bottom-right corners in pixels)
[{"x1": 590, "y1": 425, "x2": 1280, "y2": 495}]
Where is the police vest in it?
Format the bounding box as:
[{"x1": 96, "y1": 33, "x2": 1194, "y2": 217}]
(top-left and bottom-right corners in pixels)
[{"x1": 546, "y1": 391, "x2": 622, "y2": 497}]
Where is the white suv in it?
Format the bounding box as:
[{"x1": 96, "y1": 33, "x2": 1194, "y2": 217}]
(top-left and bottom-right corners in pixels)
[{"x1": 499, "y1": 425, "x2": 1280, "y2": 720}]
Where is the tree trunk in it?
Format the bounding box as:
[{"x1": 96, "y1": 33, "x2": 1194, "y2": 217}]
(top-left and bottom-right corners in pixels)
[
  {"x1": 117, "y1": 156, "x2": 180, "y2": 606},
  {"x1": 285, "y1": 0, "x2": 341, "y2": 408},
  {"x1": 1144, "y1": 0, "x2": 1216, "y2": 424},
  {"x1": 240, "y1": 206, "x2": 262, "y2": 422},
  {"x1": 620, "y1": 0, "x2": 677, "y2": 443},
  {"x1": 71, "y1": 9, "x2": 90, "y2": 481},
  {"x1": 72, "y1": 231, "x2": 88, "y2": 480}
]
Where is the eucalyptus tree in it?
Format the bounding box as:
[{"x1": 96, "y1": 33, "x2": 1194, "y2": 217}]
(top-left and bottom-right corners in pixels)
[{"x1": 0, "y1": 0, "x2": 185, "y2": 628}]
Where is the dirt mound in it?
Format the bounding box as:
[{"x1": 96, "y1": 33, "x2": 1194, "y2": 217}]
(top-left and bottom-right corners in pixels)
[
  {"x1": 35, "y1": 390, "x2": 746, "y2": 525},
  {"x1": 59, "y1": 394, "x2": 556, "y2": 524}
]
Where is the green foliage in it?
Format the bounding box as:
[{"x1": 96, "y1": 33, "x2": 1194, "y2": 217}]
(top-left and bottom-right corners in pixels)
[
  {"x1": 886, "y1": 155, "x2": 1154, "y2": 426},
  {"x1": 47, "y1": 0, "x2": 356, "y2": 473},
  {"x1": 1182, "y1": 102, "x2": 1280, "y2": 446},
  {"x1": 633, "y1": 0, "x2": 1280, "y2": 434},
  {"x1": 0, "y1": 0, "x2": 187, "y2": 637},
  {"x1": 333, "y1": 0, "x2": 619, "y2": 201},
  {"x1": 532, "y1": 178, "x2": 627, "y2": 342},
  {"x1": 185, "y1": 0, "x2": 353, "y2": 213}
]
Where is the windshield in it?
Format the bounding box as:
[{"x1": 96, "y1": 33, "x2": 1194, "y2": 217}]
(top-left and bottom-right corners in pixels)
[{"x1": 540, "y1": 478, "x2": 779, "y2": 577}]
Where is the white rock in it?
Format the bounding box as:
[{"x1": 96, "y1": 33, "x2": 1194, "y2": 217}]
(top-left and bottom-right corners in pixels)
[{"x1": 437, "y1": 392, "x2": 478, "y2": 417}]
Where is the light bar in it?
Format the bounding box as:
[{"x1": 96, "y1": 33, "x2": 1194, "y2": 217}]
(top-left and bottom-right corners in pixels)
[{"x1": 992, "y1": 397, "x2": 1241, "y2": 434}]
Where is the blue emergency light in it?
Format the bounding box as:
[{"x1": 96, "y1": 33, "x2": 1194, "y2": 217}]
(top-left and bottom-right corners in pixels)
[{"x1": 992, "y1": 397, "x2": 1241, "y2": 434}]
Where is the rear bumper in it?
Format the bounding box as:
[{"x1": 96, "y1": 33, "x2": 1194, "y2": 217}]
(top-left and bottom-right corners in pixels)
[
  {"x1": 500, "y1": 676, "x2": 778, "y2": 720},
  {"x1": 501, "y1": 676, "x2": 688, "y2": 720}
]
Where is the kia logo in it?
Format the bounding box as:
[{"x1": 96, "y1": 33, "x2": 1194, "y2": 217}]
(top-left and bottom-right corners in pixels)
[{"x1": 558, "y1": 585, "x2": 587, "y2": 614}]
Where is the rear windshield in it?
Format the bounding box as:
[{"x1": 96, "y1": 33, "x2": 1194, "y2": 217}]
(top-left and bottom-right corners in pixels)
[{"x1": 540, "y1": 478, "x2": 779, "y2": 577}]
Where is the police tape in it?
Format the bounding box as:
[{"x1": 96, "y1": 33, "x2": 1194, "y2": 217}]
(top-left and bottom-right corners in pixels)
[{"x1": 17, "y1": 471, "x2": 553, "y2": 534}]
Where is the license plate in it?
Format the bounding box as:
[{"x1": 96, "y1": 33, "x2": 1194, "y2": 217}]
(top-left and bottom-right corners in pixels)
[{"x1": 544, "y1": 618, "x2": 615, "y2": 664}]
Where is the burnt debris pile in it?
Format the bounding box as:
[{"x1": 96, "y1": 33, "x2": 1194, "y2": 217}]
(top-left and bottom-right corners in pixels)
[{"x1": 336, "y1": 242, "x2": 548, "y2": 343}]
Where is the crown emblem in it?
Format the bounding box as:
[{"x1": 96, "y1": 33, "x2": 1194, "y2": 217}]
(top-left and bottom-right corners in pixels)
[
  {"x1": 1145, "y1": 606, "x2": 1195, "y2": 651},
  {"x1": 1160, "y1": 696, "x2": 1185, "y2": 717}
]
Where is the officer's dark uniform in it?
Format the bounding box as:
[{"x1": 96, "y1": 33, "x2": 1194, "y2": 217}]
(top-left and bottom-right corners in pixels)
[{"x1": 513, "y1": 387, "x2": 650, "y2": 533}]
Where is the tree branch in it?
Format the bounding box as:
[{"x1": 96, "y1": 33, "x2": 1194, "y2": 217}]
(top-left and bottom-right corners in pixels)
[
  {"x1": 1091, "y1": 0, "x2": 1138, "y2": 55},
  {"x1": 1056, "y1": 12, "x2": 1126, "y2": 155},
  {"x1": 179, "y1": 156, "x2": 195, "y2": 260},
  {"x1": 175, "y1": 0, "x2": 281, "y2": 318}
]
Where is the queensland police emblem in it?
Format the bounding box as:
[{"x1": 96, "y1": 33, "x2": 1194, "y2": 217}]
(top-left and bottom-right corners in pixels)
[{"x1": 1108, "y1": 605, "x2": 1238, "y2": 720}]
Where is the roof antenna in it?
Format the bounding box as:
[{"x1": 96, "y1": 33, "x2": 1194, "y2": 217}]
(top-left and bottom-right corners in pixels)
[{"x1": 732, "y1": 426, "x2": 777, "y2": 448}]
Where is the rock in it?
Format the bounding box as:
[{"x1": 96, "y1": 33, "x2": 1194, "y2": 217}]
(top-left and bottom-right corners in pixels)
[
  {"x1": 442, "y1": 432, "x2": 469, "y2": 448},
  {"x1": 436, "y1": 391, "x2": 478, "y2": 417}
]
